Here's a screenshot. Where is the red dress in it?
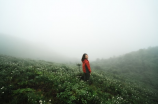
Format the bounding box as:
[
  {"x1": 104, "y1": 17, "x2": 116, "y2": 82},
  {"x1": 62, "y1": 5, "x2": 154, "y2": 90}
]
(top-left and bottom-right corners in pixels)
[{"x1": 82, "y1": 58, "x2": 91, "y2": 73}]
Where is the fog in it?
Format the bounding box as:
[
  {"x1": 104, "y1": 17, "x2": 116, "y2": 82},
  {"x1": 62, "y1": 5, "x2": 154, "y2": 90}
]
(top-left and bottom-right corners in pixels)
[{"x1": 0, "y1": 0, "x2": 158, "y2": 63}]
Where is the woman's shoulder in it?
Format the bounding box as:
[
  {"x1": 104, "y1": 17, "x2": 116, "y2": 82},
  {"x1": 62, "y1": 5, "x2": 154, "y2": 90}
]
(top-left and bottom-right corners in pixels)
[{"x1": 84, "y1": 59, "x2": 89, "y2": 63}]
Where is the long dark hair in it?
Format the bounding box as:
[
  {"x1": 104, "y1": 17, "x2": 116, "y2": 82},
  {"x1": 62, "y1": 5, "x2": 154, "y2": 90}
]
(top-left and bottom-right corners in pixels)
[{"x1": 81, "y1": 53, "x2": 87, "y2": 62}]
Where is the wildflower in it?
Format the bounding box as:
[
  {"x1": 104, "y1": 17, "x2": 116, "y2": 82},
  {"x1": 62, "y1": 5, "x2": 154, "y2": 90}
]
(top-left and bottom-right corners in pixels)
[
  {"x1": 1, "y1": 86, "x2": 4, "y2": 89},
  {"x1": 39, "y1": 100, "x2": 42, "y2": 104}
]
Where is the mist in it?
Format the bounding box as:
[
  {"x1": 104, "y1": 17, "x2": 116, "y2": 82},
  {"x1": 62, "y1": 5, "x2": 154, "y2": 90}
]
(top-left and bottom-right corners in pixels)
[{"x1": 0, "y1": 0, "x2": 158, "y2": 62}]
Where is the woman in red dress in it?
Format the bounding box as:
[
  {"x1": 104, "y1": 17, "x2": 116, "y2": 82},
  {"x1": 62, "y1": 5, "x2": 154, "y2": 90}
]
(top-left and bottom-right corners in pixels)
[{"x1": 81, "y1": 53, "x2": 91, "y2": 81}]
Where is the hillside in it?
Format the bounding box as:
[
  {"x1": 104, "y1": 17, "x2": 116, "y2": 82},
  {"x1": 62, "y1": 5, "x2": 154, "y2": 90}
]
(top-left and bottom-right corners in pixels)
[
  {"x1": 91, "y1": 46, "x2": 158, "y2": 95},
  {"x1": 0, "y1": 52, "x2": 158, "y2": 104}
]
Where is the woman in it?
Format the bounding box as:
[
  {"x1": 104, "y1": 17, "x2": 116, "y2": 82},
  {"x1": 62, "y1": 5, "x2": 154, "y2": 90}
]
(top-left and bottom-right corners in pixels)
[{"x1": 81, "y1": 53, "x2": 91, "y2": 81}]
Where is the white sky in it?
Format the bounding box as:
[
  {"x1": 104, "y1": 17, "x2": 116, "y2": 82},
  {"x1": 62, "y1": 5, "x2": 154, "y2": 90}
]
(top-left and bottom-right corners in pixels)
[{"x1": 0, "y1": 0, "x2": 158, "y2": 61}]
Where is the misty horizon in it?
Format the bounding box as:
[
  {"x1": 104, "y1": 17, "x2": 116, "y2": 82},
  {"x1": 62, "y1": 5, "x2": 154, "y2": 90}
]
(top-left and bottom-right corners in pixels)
[{"x1": 0, "y1": 34, "x2": 157, "y2": 63}]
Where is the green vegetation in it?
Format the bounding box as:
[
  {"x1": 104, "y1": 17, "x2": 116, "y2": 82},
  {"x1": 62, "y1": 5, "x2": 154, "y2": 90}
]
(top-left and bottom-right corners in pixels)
[
  {"x1": 91, "y1": 46, "x2": 158, "y2": 93},
  {"x1": 0, "y1": 46, "x2": 158, "y2": 104}
]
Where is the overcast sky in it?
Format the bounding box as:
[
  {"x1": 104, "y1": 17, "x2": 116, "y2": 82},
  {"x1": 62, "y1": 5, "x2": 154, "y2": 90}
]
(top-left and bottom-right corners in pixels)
[{"x1": 0, "y1": 0, "x2": 158, "y2": 61}]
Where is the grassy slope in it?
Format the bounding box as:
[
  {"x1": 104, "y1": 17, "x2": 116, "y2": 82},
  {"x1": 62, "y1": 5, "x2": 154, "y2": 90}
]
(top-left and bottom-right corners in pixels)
[
  {"x1": 91, "y1": 46, "x2": 158, "y2": 99},
  {"x1": 0, "y1": 48, "x2": 158, "y2": 104}
]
